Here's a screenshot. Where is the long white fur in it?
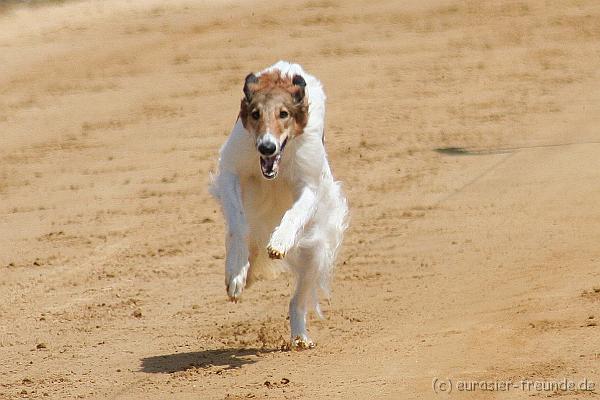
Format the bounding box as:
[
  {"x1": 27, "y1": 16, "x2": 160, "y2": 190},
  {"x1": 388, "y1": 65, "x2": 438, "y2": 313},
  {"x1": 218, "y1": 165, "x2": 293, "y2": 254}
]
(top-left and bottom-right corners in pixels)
[{"x1": 210, "y1": 61, "x2": 348, "y2": 345}]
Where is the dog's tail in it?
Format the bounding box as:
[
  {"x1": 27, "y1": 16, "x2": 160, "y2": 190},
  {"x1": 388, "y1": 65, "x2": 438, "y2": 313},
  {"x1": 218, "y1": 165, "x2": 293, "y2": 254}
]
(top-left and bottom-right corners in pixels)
[
  {"x1": 302, "y1": 171, "x2": 349, "y2": 318},
  {"x1": 320, "y1": 177, "x2": 349, "y2": 295}
]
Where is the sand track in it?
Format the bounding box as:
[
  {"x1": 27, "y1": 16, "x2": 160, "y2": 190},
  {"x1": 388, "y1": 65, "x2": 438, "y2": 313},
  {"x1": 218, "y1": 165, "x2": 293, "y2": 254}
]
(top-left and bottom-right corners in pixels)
[{"x1": 1, "y1": 0, "x2": 599, "y2": 399}]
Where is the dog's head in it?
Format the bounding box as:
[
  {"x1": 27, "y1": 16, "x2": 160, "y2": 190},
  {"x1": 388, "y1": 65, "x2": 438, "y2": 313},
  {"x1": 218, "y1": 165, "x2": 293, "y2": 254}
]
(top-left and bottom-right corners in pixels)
[{"x1": 239, "y1": 70, "x2": 308, "y2": 180}]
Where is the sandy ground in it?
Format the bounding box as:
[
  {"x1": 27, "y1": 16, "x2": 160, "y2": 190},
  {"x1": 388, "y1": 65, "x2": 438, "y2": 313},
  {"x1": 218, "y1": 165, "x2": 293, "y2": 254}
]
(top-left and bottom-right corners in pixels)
[{"x1": 1, "y1": 0, "x2": 600, "y2": 398}]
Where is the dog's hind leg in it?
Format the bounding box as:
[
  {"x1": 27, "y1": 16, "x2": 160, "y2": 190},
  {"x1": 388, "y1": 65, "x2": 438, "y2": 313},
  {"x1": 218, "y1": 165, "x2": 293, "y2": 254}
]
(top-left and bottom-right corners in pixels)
[{"x1": 286, "y1": 231, "x2": 327, "y2": 350}]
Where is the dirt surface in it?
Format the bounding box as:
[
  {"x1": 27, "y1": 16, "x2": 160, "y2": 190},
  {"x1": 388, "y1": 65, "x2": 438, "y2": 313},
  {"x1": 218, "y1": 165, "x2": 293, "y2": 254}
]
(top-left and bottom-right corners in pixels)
[{"x1": 1, "y1": 0, "x2": 600, "y2": 399}]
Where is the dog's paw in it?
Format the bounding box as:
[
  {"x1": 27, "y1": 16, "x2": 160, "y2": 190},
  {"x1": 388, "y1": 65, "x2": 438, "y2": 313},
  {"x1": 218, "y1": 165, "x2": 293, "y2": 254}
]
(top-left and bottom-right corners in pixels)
[
  {"x1": 267, "y1": 229, "x2": 295, "y2": 259},
  {"x1": 267, "y1": 244, "x2": 285, "y2": 259},
  {"x1": 225, "y1": 264, "x2": 248, "y2": 302},
  {"x1": 291, "y1": 335, "x2": 316, "y2": 351}
]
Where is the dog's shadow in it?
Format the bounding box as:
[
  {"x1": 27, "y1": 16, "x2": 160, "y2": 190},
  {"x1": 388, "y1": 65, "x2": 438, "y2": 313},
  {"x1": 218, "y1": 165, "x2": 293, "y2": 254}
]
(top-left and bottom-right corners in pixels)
[{"x1": 140, "y1": 348, "x2": 277, "y2": 373}]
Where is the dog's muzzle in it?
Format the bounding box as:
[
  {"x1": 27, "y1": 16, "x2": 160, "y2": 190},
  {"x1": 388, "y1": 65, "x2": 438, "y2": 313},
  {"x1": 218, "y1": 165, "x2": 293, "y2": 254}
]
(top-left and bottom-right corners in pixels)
[{"x1": 257, "y1": 134, "x2": 287, "y2": 180}]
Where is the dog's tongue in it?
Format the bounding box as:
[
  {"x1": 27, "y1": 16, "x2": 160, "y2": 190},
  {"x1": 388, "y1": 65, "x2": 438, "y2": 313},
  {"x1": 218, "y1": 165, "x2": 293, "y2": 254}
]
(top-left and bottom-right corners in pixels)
[{"x1": 260, "y1": 154, "x2": 280, "y2": 179}]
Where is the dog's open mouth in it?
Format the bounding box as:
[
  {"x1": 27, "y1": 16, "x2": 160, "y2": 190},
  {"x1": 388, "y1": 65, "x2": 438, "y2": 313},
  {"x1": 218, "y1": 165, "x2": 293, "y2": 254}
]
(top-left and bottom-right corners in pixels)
[
  {"x1": 259, "y1": 138, "x2": 287, "y2": 180},
  {"x1": 260, "y1": 154, "x2": 280, "y2": 179}
]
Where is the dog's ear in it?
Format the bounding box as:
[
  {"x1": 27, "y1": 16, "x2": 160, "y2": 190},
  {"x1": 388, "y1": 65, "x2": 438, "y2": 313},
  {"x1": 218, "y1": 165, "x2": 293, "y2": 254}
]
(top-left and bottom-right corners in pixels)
[
  {"x1": 243, "y1": 73, "x2": 258, "y2": 102},
  {"x1": 292, "y1": 74, "x2": 306, "y2": 103}
]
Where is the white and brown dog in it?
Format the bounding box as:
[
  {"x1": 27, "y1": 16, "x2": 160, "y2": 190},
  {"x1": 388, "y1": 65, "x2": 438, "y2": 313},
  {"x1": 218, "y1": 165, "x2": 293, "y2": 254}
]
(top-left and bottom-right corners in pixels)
[{"x1": 210, "y1": 61, "x2": 348, "y2": 349}]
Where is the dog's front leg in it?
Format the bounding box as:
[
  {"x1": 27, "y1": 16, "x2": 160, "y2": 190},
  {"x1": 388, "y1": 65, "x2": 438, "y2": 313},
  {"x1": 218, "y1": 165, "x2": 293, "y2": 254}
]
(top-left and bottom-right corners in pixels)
[
  {"x1": 218, "y1": 171, "x2": 249, "y2": 301},
  {"x1": 267, "y1": 186, "x2": 317, "y2": 259}
]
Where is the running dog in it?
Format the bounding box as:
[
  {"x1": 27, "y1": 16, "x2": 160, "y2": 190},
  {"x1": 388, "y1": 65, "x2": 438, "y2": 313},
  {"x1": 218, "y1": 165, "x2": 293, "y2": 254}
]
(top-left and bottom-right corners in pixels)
[{"x1": 210, "y1": 61, "x2": 348, "y2": 349}]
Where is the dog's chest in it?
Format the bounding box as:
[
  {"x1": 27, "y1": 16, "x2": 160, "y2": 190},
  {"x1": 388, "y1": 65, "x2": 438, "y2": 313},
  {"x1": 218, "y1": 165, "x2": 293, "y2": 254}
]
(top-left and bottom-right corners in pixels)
[{"x1": 240, "y1": 176, "x2": 295, "y2": 226}]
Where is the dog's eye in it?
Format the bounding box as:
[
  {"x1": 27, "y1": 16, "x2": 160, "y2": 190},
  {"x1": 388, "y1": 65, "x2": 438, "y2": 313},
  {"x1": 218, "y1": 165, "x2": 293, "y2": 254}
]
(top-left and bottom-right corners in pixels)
[
  {"x1": 279, "y1": 110, "x2": 289, "y2": 119},
  {"x1": 251, "y1": 110, "x2": 260, "y2": 120}
]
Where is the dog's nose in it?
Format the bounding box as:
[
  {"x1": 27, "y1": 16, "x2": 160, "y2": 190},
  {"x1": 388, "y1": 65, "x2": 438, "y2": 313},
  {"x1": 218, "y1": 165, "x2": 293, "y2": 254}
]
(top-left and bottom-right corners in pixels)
[{"x1": 258, "y1": 141, "x2": 277, "y2": 156}]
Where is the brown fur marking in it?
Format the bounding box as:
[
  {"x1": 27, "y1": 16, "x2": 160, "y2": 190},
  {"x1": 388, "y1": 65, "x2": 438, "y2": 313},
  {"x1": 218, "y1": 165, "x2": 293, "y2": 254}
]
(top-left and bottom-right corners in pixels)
[{"x1": 240, "y1": 70, "x2": 308, "y2": 140}]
